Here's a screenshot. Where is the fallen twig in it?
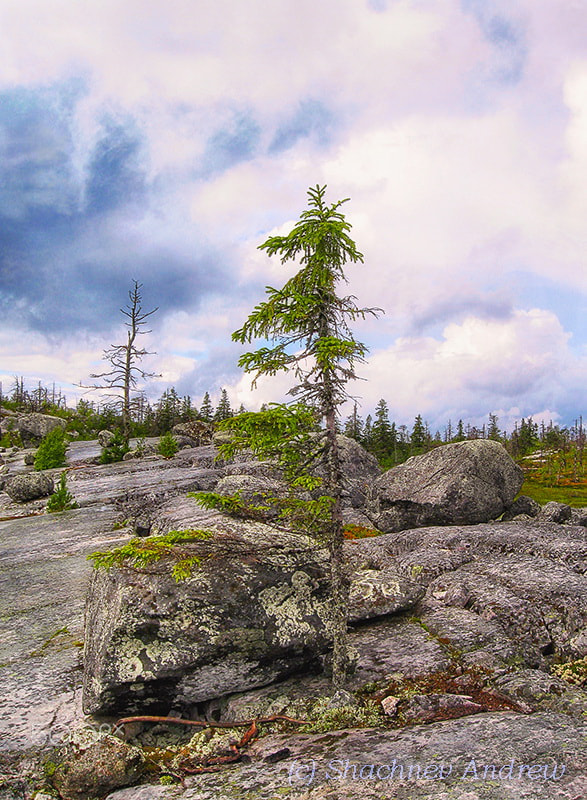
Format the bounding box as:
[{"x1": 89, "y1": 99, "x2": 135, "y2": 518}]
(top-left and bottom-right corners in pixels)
[{"x1": 114, "y1": 712, "x2": 310, "y2": 733}]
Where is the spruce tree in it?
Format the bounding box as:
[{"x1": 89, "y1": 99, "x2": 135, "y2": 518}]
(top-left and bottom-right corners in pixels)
[
  {"x1": 200, "y1": 392, "x2": 213, "y2": 422},
  {"x1": 221, "y1": 185, "x2": 381, "y2": 688},
  {"x1": 213, "y1": 388, "x2": 233, "y2": 422},
  {"x1": 370, "y1": 399, "x2": 395, "y2": 463},
  {"x1": 343, "y1": 403, "x2": 364, "y2": 441},
  {"x1": 410, "y1": 414, "x2": 428, "y2": 454}
]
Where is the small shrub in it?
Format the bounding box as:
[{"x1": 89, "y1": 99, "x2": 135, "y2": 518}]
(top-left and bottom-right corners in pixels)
[
  {"x1": 46, "y1": 472, "x2": 78, "y2": 512},
  {"x1": 158, "y1": 432, "x2": 179, "y2": 459},
  {"x1": 88, "y1": 529, "x2": 214, "y2": 582},
  {"x1": 99, "y1": 430, "x2": 129, "y2": 464},
  {"x1": 34, "y1": 427, "x2": 67, "y2": 470},
  {"x1": 343, "y1": 524, "x2": 379, "y2": 540}
]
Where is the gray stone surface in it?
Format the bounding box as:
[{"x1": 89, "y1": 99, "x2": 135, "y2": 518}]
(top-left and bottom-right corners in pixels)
[
  {"x1": 370, "y1": 440, "x2": 524, "y2": 532},
  {"x1": 1, "y1": 439, "x2": 586, "y2": 800},
  {"x1": 6, "y1": 413, "x2": 66, "y2": 446},
  {"x1": 103, "y1": 712, "x2": 587, "y2": 800},
  {"x1": 536, "y1": 500, "x2": 573, "y2": 524},
  {"x1": 0, "y1": 507, "x2": 127, "y2": 754}
]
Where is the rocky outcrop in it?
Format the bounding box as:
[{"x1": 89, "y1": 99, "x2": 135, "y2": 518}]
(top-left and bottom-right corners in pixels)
[
  {"x1": 369, "y1": 440, "x2": 523, "y2": 532},
  {"x1": 2, "y1": 438, "x2": 586, "y2": 800},
  {"x1": 5, "y1": 412, "x2": 66, "y2": 446},
  {"x1": 172, "y1": 420, "x2": 214, "y2": 446},
  {"x1": 314, "y1": 434, "x2": 381, "y2": 509},
  {"x1": 83, "y1": 512, "x2": 335, "y2": 715},
  {"x1": 98, "y1": 712, "x2": 586, "y2": 800},
  {"x1": 4, "y1": 472, "x2": 54, "y2": 502}
]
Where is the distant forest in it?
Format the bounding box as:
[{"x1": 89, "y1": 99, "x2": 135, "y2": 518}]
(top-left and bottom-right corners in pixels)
[{"x1": 1, "y1": 377, "x2": 585, "y2": 478}]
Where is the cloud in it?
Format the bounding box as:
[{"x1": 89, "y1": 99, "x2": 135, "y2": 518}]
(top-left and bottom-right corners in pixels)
[
  {"x1": 356, "y1": 309, "x2": 583, "y2": 430},
  {"x1": 0, "y1": 0, "x2": 585, "y2": 429}
]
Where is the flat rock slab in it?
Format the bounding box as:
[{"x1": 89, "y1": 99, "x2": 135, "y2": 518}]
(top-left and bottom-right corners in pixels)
[
  {"x1": 104, "y1": 712, "x2": 587, "y2": 800},
  {"x1": 0, "y1": 442, "x2": 224, "y2": 517},
  {"x1": 0, "y1": 507, "x2": 128, "y2": 753}
]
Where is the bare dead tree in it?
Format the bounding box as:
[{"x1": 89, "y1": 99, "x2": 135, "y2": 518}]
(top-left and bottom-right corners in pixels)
[{"x1": 85, "y1": 281, "x2": 159, "y2": 442}]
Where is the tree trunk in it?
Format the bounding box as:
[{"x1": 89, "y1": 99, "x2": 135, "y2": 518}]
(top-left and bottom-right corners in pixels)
[{"x1": 323, "y1": 390, "x2": 349, "y2": 689}]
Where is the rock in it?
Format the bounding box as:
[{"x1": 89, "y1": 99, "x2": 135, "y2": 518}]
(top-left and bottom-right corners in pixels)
[
  {"x1": 0, "y1": 506, "x2": 127, "y2": 755},
  {"x1": 98, "y1": 430, "x2": 116, "y2": 448},
  {"x1": 346, "y1": 563, "x2": 424, "y2": 622},
  {"x1": 570, "y1": 507, "x2": 587, "y2": 527},
  {"x1": 370, "y1": 440, "x2": 523, "y2": 532},
  {"x1": 494, "y1": 668, "x2": 587, "y2": 719},
  {"x1": 536, "y1": 501, "x2": 573, "y2": 524},
  {"x1": 82, "y1": 503, "x2": 434, "y2": 716},
  {"x1": 4, "y1": 472, "x2": 54, "y2": 502},
  {"x1": 380, "y1": 695, "x2": 401, "y2": 716},
  {"x1": 502, "y1": 494, "x2": 540, "y2": 520},
  {"x1": 313, "y1": 434, "x2": 380, "y2": 508},
  {"x1": 82, "y1": 511, "x2": 335, "y2": 715},
  {"x1": 172, "y1": 420, "x2": 214, "y2": 446},
  {"x1": 10, "y1": 413, "x2": 66, "y2": 447},
  {"x1": 102, "y1": 712, "x2": 586, "y2": 800},
  {"x1": 51, "y1": 728, "x2": 145, "y2": 799},
  {"x1": 400, "y1": 693, "x2": 485, "y2": 724}
]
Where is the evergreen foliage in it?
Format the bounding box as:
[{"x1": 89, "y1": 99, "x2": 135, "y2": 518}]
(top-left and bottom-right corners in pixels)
[
  {"x1": 99, "y1": 430, "x2": 129, "y2": 463},
  {"x1": 213, "y1": 389, "x2": 233, "y2": 422},
  {"x1": 221, "y1": 184, "x2": 381, "y2": 688},
  {"x1": 410, "y1": 414, "x2": 429, "y2": 454},
  {"x1": 34, "y1": 427, "x2": 67, "y2": 471},
  {"x1": 46, "y1": 471, "x2": 78, "y2": 512},
  {"x1": 157, "y1": 431, "x2": 179, "y2": 458},
  {"x1": 199, "y1": 392, "x2": 213, "y2": 421},
  {"x1": 88, "y1": 529, "x2": 213, "y2": 582}
]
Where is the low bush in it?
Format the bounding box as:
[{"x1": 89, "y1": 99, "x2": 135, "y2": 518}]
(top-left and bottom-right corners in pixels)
[
  {"x1": 99, "y1": 430, "x2": 129, "y2": 464},
  {"x1": 34, "y1": 427, "x2": 67, "y2": 470},
  {"x1": 158, "y1": 432, "x2": 179, "y2": 459},
  {"x1": 46, "y1": 472, "x2": 78, "y2": 512}
]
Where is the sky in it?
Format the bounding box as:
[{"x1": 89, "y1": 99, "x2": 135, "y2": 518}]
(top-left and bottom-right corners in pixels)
[{"x1": 0, "y1": 0, "x2": 586, "y2": 434}]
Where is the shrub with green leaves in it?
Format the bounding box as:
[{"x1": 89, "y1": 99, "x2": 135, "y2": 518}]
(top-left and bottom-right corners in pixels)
[
  {"x1": 99, "y1": 430, "x2": 129, "y2": 464},
  {"x1": 34, "y1": 426, "x2": 67, "y2": 470},
  {"x1": 46, "y1": 471, "x2": 78, "y2": 512},
  {"x1": 88, "y1": 529, "x2": 213, "y2": 582},
  {"x1": 158, "y1": 431, "x2": 179, "y2": 459}
]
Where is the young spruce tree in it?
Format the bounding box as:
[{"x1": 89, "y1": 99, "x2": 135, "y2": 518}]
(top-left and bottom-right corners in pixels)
[{"x1": 219, "y1": 185, "x2": 380, "y2": 688}]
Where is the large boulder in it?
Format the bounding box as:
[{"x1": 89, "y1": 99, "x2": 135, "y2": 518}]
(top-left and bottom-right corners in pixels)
[
  {"x1": 83, "y1": 514, "x2": 335, "y2": 715},
  {"x1": 8, "y1": 413, "x2": 66, "y2": 447},
  {"x1": 312, "y1": 434, "x2": 381, "y2": 509},
  {"x1": 370, "y1": 440, "x2": 523, "y2": 532},
  {"x1": 4, "y1": 472, "x2": 54, "y2": 502},
  {"x1": 51, "y1": 728, "x2": 145, "y2": 800},
  {"x1": 172, "y1": 420, "x2": 213, "y2": 446},
  {"x1": 82, "y1": 504, "x2": 426, "y2": 717}
]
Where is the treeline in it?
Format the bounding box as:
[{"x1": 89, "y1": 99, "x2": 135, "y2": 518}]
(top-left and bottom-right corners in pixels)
[
  {"x1": 342, "y1": 399, "x2": 585, "y2": 471},
  {"x1": 0, "y1": 379, "x2": 240, "y2": 442},
  {"x1": 1, "y1": 379, "x2": 584, "y2": 474}
]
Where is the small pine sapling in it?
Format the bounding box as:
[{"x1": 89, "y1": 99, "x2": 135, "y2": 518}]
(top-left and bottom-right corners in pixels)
[
  {"x1": 46, "y1": 471, "x2": 78, "y2": 512},
  {"x1": 34, "y1": 427, "x2": 67, "y2": 470},
  {"x1": 158, "y1": 431, "x2": 179, "y2": 458},
  {"x1": 99, "y1": 430, "x2": 129, "y2": 464}
]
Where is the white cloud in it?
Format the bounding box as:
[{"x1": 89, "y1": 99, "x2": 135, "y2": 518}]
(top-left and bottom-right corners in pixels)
[{"x1": 356, "y1": 309, "x2": 580, "y2": 426}]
